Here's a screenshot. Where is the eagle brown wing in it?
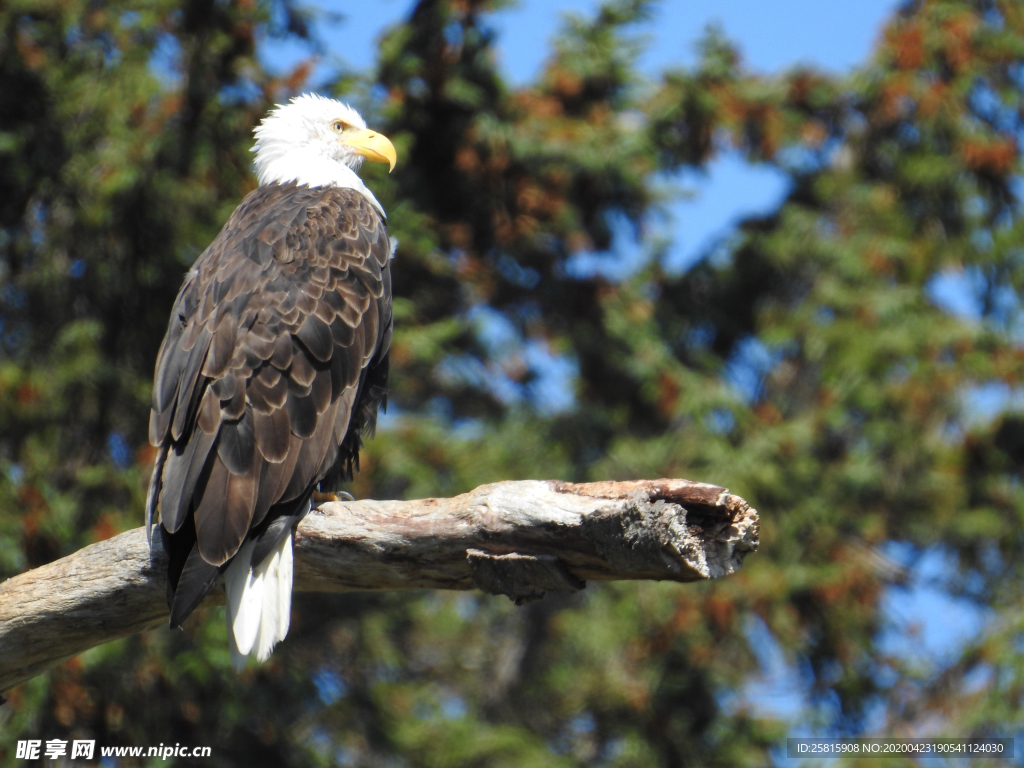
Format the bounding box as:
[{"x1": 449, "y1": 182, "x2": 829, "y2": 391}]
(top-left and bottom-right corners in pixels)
[{"x1": 146, "y1": 182, "x2": 392, "y2": 626}]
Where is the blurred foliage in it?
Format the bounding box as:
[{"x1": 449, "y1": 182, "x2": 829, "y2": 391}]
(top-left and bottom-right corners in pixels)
[{"x1": 3, "y1": 0, "x2": 1024, "y2": 764}]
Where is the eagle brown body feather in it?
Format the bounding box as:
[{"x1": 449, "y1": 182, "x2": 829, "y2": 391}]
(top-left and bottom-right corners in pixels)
[{"x1": 147, "y1": 182, "x2": 392, "y2": 627}]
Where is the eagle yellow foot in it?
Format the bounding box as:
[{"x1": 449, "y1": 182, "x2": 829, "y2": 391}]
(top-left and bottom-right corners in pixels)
[{"x1": 312, "y1": 490, "x2": 355, "y2": 507}]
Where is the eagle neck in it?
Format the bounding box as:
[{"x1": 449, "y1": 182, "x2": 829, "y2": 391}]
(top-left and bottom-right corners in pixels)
[{"x1": 253, "y1": 146, "x2": 385, "y2": 216}]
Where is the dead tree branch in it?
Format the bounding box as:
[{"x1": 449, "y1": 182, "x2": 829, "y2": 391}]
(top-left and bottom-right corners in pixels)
[{"x1": 0, "y1": 478, "x2": 759, "y2": 692}]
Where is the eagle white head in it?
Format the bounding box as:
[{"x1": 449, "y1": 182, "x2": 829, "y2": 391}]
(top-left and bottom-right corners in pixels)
[{"x1": 251, "y1": 94, "x2": 397, "y2": 213}]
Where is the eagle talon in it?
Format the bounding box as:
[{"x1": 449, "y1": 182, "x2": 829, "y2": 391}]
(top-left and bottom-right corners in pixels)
[{"x1": 312, "y1": 490, "x2": 356, "y2": 506}]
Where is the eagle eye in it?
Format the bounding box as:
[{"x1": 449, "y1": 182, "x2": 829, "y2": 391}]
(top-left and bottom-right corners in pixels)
[{"x1": 331, "y1": 120, "x2": 348, "y2": 133}]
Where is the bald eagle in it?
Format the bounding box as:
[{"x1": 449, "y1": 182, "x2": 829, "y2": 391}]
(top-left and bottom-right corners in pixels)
[{"x1": 146, "y1": 95, "x2": 396, "y2": 662}]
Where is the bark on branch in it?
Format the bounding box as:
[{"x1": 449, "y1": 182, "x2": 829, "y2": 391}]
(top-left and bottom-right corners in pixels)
[{"x1": 0, "y1": 478, "x2": 759, "y2": 693}]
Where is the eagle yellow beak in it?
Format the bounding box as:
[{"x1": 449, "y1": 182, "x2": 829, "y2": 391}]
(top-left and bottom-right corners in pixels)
[{"x1": 341, "y1": 128, "x2": 397, "y2": 172}]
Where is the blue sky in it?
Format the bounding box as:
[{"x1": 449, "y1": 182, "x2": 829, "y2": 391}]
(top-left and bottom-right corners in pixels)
[
  {"x1": 274, "y1": 0, "x2": 898, "y2": 81},
  {"x1": 263, "y1": 0, "x2": 899, "y2": 270}
]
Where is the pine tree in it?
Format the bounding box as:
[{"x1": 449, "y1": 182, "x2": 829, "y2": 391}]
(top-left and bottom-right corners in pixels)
[{"x1": 3, "y1": 0, "x2": 1024, "y2": 764}]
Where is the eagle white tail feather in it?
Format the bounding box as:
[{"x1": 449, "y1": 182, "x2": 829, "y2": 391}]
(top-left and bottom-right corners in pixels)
[
  {"x1": 253, "y1": 532, "x2": 293, "y2": 661},
  {"x1": 225, "y1": 533, "x2": 293, "y2": 667}
]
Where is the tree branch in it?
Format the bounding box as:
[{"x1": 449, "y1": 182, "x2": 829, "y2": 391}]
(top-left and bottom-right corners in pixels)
[{"x1": 0, "y1": 478, "x2": 759, "y2": 692}]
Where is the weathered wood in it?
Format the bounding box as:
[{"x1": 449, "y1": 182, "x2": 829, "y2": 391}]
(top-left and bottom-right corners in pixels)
[{"x1": 0, "y1": 478, "x2": 759, "y2": 692}]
